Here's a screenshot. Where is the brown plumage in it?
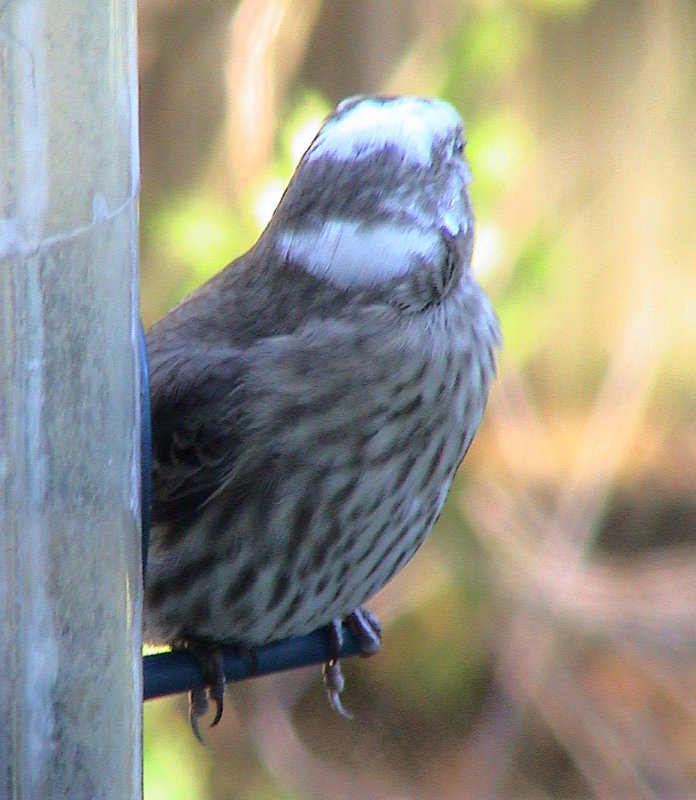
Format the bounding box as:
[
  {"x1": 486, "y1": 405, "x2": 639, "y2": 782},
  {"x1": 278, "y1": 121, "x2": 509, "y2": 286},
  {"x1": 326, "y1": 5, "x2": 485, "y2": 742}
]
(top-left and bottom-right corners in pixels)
[{"x1": 144, "y1": 95, "x2": 500, "y2": 734}]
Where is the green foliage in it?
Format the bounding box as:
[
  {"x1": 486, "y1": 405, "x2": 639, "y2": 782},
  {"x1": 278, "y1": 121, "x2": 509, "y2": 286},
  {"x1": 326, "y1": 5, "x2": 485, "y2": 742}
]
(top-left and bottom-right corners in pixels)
[
  {"x1": 497, "y1": 226, "x2": 564, "y2": 362},
  {"x1": 144, "y1": 700, "x2": 209, "y2": 799}
]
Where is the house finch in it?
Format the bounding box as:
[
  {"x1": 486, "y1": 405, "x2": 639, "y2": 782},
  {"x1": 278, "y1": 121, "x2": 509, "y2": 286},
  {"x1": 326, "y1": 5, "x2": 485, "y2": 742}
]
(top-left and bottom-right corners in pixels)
[{"x1": 144, "y1": 95, "x2": 500, "y2": 738}]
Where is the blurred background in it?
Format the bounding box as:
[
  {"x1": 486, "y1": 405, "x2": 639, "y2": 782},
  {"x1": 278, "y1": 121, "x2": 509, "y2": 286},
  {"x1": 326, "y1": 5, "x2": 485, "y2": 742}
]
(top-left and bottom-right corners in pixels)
[{"x1": 139, "y1": 1, "x2": 696, "y2": 798}]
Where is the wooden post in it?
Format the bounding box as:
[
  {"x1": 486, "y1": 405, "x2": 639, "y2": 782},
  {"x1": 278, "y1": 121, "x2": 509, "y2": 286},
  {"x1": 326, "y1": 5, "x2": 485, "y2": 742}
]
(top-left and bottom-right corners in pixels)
[{"x1": 0, "y1": 1, "x2": 141, "y2": 798}]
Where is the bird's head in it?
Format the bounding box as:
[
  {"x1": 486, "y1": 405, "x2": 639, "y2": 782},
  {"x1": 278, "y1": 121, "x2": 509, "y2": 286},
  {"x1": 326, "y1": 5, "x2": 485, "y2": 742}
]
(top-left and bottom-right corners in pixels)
[{"x1": 263, "y1": 95, "x2": 474, "y2": 304}]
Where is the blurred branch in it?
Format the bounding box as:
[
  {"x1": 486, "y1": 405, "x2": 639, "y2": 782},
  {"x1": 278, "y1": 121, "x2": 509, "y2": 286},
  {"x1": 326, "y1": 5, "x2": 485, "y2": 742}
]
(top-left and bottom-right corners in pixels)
[
  {"x1": 459, "y1": 289, "x2": 666, "y2": 793},
  {"x1": 246, "y1": 689, "x2": 410, "y2": 800},
  {"x1": 224, "y1": 0, "x2": 322, "y2": 191}
]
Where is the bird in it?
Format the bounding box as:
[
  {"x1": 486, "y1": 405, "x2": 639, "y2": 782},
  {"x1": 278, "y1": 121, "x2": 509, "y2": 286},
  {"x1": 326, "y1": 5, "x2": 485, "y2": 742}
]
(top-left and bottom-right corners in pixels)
[{"x1": 143, "y1": 94, "x2": 500, "y2": 739}]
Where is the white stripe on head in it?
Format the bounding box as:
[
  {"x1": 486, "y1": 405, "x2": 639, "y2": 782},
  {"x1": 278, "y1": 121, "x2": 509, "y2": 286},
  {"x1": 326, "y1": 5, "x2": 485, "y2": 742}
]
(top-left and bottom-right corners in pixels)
[
  {"x1": 305, "y1": 96, "x2": 463, "y2": 166},
  {"x1": 275, "y1": 221, "x2": 444, "y2": 289}
]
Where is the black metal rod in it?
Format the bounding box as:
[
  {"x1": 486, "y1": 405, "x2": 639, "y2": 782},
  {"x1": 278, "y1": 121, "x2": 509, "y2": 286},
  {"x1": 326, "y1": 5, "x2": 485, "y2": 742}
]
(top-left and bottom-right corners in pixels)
[
  {"x1": 138, "y1": 321, "x2": 152, "y2": 579},
  {"x1": 143, "y1": 625, "x2": 362, "y2": 700}
]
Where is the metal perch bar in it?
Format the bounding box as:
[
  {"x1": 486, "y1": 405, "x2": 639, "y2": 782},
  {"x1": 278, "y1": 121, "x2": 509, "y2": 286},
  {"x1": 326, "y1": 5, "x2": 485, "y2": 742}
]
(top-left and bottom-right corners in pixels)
[{"x1": 144, "y1": 625, "x2": 362, "y2": 700}]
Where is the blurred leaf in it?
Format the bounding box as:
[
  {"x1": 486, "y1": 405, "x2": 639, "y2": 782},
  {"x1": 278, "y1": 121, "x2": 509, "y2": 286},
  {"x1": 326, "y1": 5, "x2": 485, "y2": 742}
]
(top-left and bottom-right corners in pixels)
[
  {"x1": 468, "y1": 111, "x2": 533, "y2": 209},
  {"x1": 496, "y1": 226, "x2": 563, "y2": 362},
  {"x1": 150, "y1": 194, "x2": 252, "y2": 301}
]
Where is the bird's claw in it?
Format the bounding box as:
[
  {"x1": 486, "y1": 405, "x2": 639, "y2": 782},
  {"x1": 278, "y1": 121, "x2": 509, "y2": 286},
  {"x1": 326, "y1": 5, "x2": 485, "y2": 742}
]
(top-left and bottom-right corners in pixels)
[
  {"x1": 322, "y1": 606, "x2": 382, "y2": 718},
  {"x1": 188, "y1": 687, "x2": 208, "y2": 744},
  {"x1": 182, "y1": 639, "x2": 226, "y2": 743},
  {"x1": 322, "y1": 658, "x2": 352, "y2": 719},
  {"x1": 346, "y1": 606, "x2": 382, "y2": 656}
]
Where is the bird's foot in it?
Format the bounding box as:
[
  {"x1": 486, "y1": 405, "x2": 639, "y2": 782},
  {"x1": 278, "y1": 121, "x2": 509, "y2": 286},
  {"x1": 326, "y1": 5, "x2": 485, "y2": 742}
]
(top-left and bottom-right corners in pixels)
[
  {"x1": 178, "y1": 638, "x2": 226, "y2": 743},
  {"x1": 347, "y1": 606, "x2": 382, "y2": 655},
  {"x1": 322, "y1": 607, "x2": 382, "y2": 719}
]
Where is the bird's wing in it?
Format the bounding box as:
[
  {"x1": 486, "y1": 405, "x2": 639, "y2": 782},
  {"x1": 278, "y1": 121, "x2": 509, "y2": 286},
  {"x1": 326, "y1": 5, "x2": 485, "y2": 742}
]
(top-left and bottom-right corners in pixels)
[{"x1": 148, "y1": 344, "x2": 250, "y2": 524}]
